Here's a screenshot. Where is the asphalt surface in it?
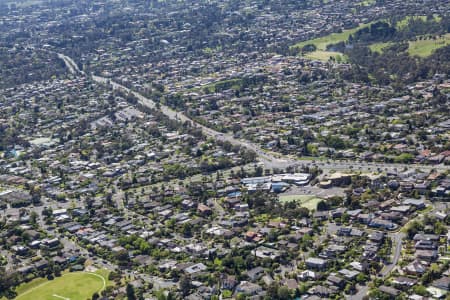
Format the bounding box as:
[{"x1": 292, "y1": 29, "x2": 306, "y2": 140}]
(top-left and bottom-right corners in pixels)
[
  {"x1": 55, "y1": 52, "x2": 450, "y2": 297},
  {"x1": 57, "y1": 53, "x2": 84, "y2": 76},
  {"x1": 57, "y1": 53, "x2": 450, "y2": 173},
  {"x1": 346, "y1": 284, "x2": 370, "y2": 300},
  {"x1": 91, "y1": 73, "x2": 450, "y2": 173},
  {"x1": 380, "y1": 232, "x2": 405, "y2": 277},
  {"x1": 91, "y1": 74, "x2": 286, "y2": 167}
]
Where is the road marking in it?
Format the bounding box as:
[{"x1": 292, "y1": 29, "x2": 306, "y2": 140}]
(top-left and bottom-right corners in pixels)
[{"x1": 53, "y1": 295, "x2": 70, "y2": 300}]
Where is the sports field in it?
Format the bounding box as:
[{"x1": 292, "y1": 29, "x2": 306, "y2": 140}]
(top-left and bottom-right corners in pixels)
[
  {"x1": 279, "y1": 194, "x2": 322, "y2": 210},
  {"x1": 15, "y1": 271, "x2": 106, "y2": 300}
]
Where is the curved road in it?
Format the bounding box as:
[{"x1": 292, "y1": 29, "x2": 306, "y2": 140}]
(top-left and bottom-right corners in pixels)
[
  {"x1": 57, "y1": 53, "x2": 84, "y2": 76},
  {"x1": 90, "y1": 74, "x2": 450, "y2": 172},
  {"x1": 56, "y1": 51, "x2": 447, "y2": 299},
  {"x1": 58, "y1": 53, "x2": 450, "y2": 172},
  {"x1": 56, "y1": 53, "x2": 285, "y2": 167},
  {"x1": 91, "y1": 74, "x2": 287, "y2": 167},
  {"x1": 381, "y1": 232, "x2": 405, "y2": 277}
]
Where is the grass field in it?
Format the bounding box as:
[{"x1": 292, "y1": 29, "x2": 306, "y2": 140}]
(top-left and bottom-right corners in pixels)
[
  {"x1": 304, "y1": 50, "x2": 348, "y2": 62},
  {"x1": 279, "y1": 195, "x2": 322, "y2": 210},
  {"x1": 291, "y1": 22, "x2": 372, "y2": 61},
  {"x1": 15, "y1": 271, "x2": 107, "y2": 300},
  {"x1": 395, "y1": 15, "x2": 441, "y2": 29},
  {"x1": 369, "y1": 42, "x2": 393, "y2": 53},
  {"x1": 357, "y1": 0, "x2": 376, "y2": 6},
  {"x1": 291, "y1": 14, "x2": 447, "y2": 61},
  {"x1": 408, "y1": 34, "x2": 450, "y2": 57},
  {"x1": 296, "y1": 156, "x2": 328, "y2": 161},
  {"x1": 294, "y1": 15, "x2": 447, "y2": 60},
  {"x1": 396, "y1": 15, "x2": 428, "y2": 29},
  {"x1": 14, "y1": 278, "x2": 48, "y2": 295},
  {"x1": 292, "y1": 22, "x2": 373, "y2": 51},
  {"x1": 368, "y1": 34, "x2": 450, "y2": 56},
  {"x1": 369, "y1": 15, "x2": 448, "y2": 56}
]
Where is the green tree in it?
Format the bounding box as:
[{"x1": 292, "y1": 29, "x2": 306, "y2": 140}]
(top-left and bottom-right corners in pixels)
[
  {"x1": 126, "y1": 284, "x2": 136, "y2": 300},
  {"x1": 277, "y1": 286, "x2": 292, "y2": 300},
  {"x1": 412, "y1": 285, "x2": 429, "y2": 296},
  {"x1": 394, "y1": 153, "x2": 414, "y2": 163},
  {"x1": 356, "y1": 273, "x2": 367, "y2": 283},
  {"x1": 181, "y1": 223, "x2": 192, "y2": 237},
  {"x1": 406, "y1": 220, "x2": 424, "y2": 239},
  {"x1": 317, "y1": 200, "x2": 329, "y2": 211},
  {"x1": 267, "y1": 282, "x2": 279, "y2": 299},
  {"x1": 180, "y1": 275, "x2": 191, "y2": 296},
  {"x1": 236, "y1": 294, "x2": 247, "y2": 300}
]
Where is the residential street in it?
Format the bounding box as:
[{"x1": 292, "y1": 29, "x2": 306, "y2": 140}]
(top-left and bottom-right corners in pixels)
[
  {"x1": 89, "y1": 73, "x2": 449, "y2": 173},
  {"x1": 381, "y1": 232, "x2": 405, "y2": 278}
]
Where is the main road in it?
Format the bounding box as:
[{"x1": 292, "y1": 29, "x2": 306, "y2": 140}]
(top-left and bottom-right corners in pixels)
[
  {"x1": 91, "y1": 74, "x2": 289, "y2": 167},
  {"x1": 91, "y1": 74, "x2": 450, "y2": 172},
  {"x1": 58, "y1": 53, "x2": 449, "y2": 172},
  {"x1": 56, "y1": 52, "x2": 288, "y2": 167},
  {"x1": 57, "y1": 53, "x2": 82, "y2": 75}
]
